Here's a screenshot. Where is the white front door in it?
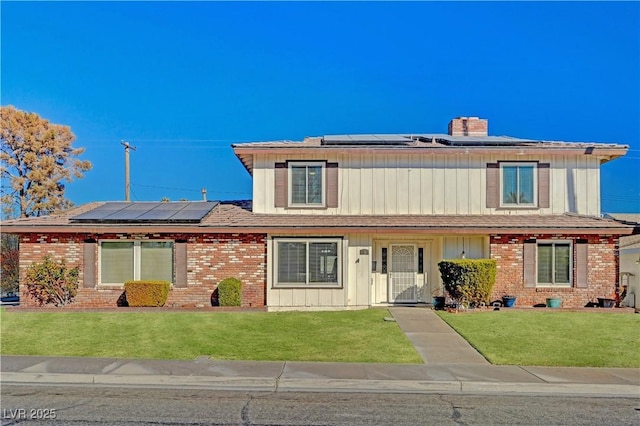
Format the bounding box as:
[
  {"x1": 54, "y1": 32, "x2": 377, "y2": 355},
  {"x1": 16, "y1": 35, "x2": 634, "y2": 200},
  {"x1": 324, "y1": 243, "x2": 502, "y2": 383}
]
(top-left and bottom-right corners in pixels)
[{"x1": 389, "y1": 244, "x2": 417, "y2": 303}]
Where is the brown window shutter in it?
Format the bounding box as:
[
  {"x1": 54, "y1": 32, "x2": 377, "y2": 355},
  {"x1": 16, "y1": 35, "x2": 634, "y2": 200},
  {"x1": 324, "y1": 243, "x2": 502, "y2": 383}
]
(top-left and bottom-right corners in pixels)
[
  {"x1": 486, "y1": 163, "x2": 499, "y2": 208},
  {"x1": 538, "y1": 163, "x2": 550, "y2": 208},
  {"x1": 575, "y1": 240, "x2": 588, "y2": 288},
  {"x1": 523, "y1": 239, "x2": 536, "y2": 288},
  {"x1": 274, "y1": 162, "x2": 287, "y2": 208},
  {"x1": 174, "y1": 241, "x2": 188, "y2": 288},
  {"x1": 83, "y1": 240, "x2": 96, "y2": 288},
  {"x1": 326, "y1": 162, "x2": 338, "y2": 208}
]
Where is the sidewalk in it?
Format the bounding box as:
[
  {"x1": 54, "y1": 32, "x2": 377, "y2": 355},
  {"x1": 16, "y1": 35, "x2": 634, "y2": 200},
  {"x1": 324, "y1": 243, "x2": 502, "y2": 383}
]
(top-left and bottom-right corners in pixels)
[{"x1": 1, "y1": 307, "x2": 639, "y2": 397}]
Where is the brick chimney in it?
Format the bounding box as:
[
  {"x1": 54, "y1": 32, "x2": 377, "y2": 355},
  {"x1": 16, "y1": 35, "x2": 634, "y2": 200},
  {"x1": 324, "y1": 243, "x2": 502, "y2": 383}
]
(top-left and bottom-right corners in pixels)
[{"x1": 448, "y1": 117, "x2": 488, "y2": 137}]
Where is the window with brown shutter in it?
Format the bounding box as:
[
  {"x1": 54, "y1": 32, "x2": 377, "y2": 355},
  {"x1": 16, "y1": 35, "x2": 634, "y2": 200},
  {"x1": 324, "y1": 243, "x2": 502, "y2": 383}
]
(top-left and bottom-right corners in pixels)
[
  {"x1": 501, "y1": 162, "x2": 536, "y2": 206},
  {"x1": 538, "y1": 163, "x2": 550, "y2": 208},
  {"x1": 276, "y1": 161, "x2": 338, "y2": 209},
  {"x1": 274, "y1": 162, "x2": 287, "y2": 208},
  {"x1": 523, "y1": 239, "x2": 536, "y2": 287},
  {"x1": 491, "y1": 162, "x2": 550, "y2": 209},
  {"x1": 174, "y1": 241, "x2": 188, "y2": 288},
  {"x1": 326, "y1": 162, "x2": 338, "y2": 208},
  {"x1": 99, "y1": 240, "x2": 174, "y2": 285},
  {"x1": 83, "y1": 240, "x2": 96, "y2": 288},
  {"x1": 535, "y1": 240, "x2": 572, "y2": 287},
  {"x1": 575, "y1": 240, "x2": 588, "y2": 288},
  {"x1": 486, "y1": 163, "x2": 499, "y2": 208}
]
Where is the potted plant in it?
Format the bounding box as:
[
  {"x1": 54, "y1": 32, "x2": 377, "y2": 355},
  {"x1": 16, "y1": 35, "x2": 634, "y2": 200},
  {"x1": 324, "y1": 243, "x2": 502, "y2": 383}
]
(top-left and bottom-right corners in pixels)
[
  {"x1": 546, "y1": 296, "x2": 562, "y2": 308},
  {"x1": 431, "y1": 290, "x2": 446, "y2": 310},
  {"x1": 502, "y1": 295, "x2": 517, "y2": 308}
]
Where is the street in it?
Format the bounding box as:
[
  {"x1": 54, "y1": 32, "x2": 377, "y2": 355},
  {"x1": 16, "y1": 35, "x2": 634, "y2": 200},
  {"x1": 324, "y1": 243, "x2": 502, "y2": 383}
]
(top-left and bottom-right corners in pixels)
[{"x1": 1, "y1": 384, "x2": 638, "y2": 425}]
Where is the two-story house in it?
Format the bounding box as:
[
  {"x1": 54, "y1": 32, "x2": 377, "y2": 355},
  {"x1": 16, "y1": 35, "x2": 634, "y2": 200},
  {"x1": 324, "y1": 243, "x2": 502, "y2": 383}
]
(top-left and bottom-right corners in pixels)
[{"x1": 3, "y1": 117, "x2": 635, "y2": 309}]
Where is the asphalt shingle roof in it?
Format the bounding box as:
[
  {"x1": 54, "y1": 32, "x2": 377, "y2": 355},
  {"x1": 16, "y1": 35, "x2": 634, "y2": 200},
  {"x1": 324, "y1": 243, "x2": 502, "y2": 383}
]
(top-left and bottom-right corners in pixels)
[{"x1": 2, "y1": 201, "x2": 636, "y2": 236}]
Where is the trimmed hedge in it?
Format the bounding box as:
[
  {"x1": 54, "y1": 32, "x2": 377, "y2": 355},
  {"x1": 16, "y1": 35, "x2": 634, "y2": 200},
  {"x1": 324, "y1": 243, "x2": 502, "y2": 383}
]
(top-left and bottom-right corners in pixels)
[
  {"x1": 124, "y1": 280, "x2": 170, "y2": 307},
  {"x1": 438, "y1": 259, "x2": 497, "y2": 306},
  {"x1": 218, "y1": 277, "x2": 242, "y2": 307}
]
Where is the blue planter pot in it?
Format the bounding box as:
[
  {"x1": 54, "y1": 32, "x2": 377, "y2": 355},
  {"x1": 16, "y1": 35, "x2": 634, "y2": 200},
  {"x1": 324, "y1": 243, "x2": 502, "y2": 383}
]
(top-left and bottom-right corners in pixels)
[
  {"x1": 432, "y1": 296, "x2": 446, "y2": 310},
  {"x1": 546, "y1": 297, "x2": 562, "y2": 308},
  {"x1": 502, "y1": 296, "x2": 516, "y2": 308}
]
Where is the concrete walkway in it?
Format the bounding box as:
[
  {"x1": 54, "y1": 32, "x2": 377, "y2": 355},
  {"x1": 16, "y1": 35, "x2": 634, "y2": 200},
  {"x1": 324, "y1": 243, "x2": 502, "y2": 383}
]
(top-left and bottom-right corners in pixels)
[
  {"x1": 1, "y1": 307, "x2": 639, "y2": 397},
  {"x1": 388, "y1": 307, "x2": 489, "y2": 364}
]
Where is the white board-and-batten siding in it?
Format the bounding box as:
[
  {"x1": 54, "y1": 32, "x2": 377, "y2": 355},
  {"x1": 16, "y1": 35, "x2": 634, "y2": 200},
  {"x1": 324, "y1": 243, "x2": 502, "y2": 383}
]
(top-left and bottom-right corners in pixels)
[
  {"x1": 266, "y1": 234, "x2": 370, "y2": 311},
  {"x1": 265, "y1": 233, "x2": 490, "y2": 309},
  {"x1": 252, "y1": 153, "x2": 601, "y2": 216}
]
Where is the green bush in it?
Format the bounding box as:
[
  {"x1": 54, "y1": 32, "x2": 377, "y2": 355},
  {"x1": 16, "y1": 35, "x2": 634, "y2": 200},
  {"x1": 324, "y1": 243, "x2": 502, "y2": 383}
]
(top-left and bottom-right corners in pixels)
[
  {"x1": 124, "y1": 280, "x2": 170, "y2": 307},
  {"x1": 24, "y1": 255, "x2": 79, "y2": 306},
  {"x1": 438, "y1": 259, "x2": 497, "y2": 306},
  {"x1": 218, "y1": 277, "x2": 242, "y2": 307}
]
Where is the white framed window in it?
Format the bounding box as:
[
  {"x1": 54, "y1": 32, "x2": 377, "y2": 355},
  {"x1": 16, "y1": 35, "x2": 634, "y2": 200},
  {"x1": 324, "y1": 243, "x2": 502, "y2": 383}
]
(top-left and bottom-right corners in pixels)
[
  {"x1": 99, "y1": 240, "x2": 174, "y2": 285},
  {"x1": 537, "y1": 241, "x2": 572, "y2": 287},
  {"x1": 289, "y1": 162, "x2": 325, "y2": 206},
  {"x1": 500, "y1": 162, "x2": 537, "y2": 207},
  {"x1": 274, "y1": 238, "x2": 341, "y2": 287}
]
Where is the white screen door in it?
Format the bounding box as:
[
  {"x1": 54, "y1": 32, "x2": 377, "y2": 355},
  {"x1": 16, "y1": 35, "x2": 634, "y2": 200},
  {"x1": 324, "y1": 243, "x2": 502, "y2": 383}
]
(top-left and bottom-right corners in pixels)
[{"x1": 390, "y1": 244, "x2": 417, "y2": 303}]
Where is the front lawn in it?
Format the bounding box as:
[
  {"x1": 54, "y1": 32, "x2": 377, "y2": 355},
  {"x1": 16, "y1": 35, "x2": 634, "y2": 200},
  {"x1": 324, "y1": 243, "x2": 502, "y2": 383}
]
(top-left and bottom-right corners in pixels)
[
  {"x1": 437, "y1": 310, "x2": 640, "y2": 368},
  {"x1": 0, "y1": 309, "x2": 422, "y2": 363}
]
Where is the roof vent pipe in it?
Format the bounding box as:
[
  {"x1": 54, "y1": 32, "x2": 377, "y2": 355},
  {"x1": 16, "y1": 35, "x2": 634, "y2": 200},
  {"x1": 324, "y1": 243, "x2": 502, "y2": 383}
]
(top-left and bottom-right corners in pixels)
[{"x1": 201, "y1": 188, "x2": 207, "y2": 202}]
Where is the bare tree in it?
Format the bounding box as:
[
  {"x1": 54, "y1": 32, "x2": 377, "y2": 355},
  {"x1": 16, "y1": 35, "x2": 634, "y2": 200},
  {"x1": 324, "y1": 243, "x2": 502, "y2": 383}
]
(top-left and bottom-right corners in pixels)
[{"x1": 1, "y1": 105, "x2": 92, "y2": 218}]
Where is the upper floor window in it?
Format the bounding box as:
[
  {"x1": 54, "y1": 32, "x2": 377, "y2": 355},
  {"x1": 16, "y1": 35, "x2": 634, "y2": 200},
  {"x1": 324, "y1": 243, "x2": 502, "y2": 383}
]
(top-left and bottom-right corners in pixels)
[
  {"x1": 501, "y1": 163, "x2": 537, "y2": 207},
  {"x1": 100, "y1": 240, "x2": 174, "y2": 285},
  {"x1": 289, "y1": 162, "x2": 324, "y2": 206}
]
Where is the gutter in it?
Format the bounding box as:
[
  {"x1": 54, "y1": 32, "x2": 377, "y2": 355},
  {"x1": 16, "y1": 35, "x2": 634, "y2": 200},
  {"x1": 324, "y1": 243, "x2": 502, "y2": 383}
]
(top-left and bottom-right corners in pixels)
[{"x1": 2, "y1": 225, "x2": 635, "y2": 236}]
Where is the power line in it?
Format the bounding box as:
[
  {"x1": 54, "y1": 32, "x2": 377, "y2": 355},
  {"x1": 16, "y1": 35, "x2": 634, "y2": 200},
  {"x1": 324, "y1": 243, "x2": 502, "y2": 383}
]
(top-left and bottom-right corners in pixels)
[
  {"x1": 80, "y1": 138, "x2": 240, "y2": 143},
  {"x1": 131, "y1": 182, "x2": 250, "y2": 195}
]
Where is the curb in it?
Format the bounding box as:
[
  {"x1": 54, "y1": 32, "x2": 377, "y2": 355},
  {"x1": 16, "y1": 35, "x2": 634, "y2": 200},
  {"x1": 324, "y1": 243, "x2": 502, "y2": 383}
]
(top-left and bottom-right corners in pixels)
[{"x1": 2, "y1": 373, "x2": 639, "y2": 397}]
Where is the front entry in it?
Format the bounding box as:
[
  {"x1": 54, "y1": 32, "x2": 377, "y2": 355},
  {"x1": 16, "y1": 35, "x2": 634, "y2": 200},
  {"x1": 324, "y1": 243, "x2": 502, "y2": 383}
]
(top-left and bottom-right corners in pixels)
[{"x1": 389, "y1": 244, "x2": 418, "y2": 303}]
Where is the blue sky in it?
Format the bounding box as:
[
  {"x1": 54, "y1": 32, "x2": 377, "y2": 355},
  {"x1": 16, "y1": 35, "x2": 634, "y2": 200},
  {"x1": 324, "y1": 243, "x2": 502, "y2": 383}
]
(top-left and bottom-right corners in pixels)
[{"x1": 2, "y1": 1, "x2": 639, "y2": 213}]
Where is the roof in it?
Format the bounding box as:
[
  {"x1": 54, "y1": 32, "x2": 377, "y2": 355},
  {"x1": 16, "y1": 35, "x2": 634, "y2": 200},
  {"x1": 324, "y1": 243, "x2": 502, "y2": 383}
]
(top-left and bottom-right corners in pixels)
[
  {"x1": 232, "y1": 134, "x2": 628, "y2": 174},
  {"x1": 604, "y1": 213, "x2": 640, "y2": 224},
  {"x1": 604, "y1": 214, "x2": 640, "y2": 249},
  {"x1": 2, "y1": 201, "x2": 635, "y2": 236},
  {"x1": 619, "y1": 235, "x2": 640, "y2": 250},
  {"x1": 71, "y1": 201, "x2": 219, "y2": 223}
]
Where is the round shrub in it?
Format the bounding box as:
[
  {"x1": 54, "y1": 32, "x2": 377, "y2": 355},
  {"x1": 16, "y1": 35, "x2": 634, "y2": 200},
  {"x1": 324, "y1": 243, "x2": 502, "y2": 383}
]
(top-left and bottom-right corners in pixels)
[
  {"x1": 124, "y1": 280, "x2": 170, "y2": 307},
  {"x1": 438, "y1": 259, "x2": 497, "y2": 306},
  {"x1": 218, "y1": 277, "x2": 242, "y2": 307}
]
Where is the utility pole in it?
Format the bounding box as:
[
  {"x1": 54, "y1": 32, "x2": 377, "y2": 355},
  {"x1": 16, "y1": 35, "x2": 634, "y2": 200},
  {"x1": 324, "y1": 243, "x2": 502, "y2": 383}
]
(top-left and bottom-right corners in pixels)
[{"x1": 121, "y1": 141, "x2": 137, "y2": 201}]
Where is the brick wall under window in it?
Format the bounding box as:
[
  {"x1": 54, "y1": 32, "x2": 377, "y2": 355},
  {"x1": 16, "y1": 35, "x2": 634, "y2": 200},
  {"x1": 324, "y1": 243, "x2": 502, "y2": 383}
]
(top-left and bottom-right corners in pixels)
[
  {"x1": 17, "y1": 232, "x2": 267, "y2": 308},
  {"x1": 490, "y1": 234, "x2": 619, "y2": 308}
]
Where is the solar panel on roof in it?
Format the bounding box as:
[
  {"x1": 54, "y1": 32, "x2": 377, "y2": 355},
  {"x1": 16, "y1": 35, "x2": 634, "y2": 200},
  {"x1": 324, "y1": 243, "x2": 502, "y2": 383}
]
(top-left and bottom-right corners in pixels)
[
  {"x1": 71, "y1": 202, "x2": 132, "y2": 221},
  {"x1": 135, "y1": 203, "x2": 187, "y2": 221},
  {"x1": 439, "y1": 136, "x2": 538, "y2": 146},
  {"x1": 104, "y1": 203, "x2": 161, "y2": 220},
  {"x1": 322, "y1": 134, "x2": 414, "y2": 145},
  {"x1": 321, "y1": 133, "x2": 540, "y2": 147},
  {"x1": 71, "y1": 201, "x2": 219, "y2": 223},
  {"x1": 170, "y1": 202, "x2": 219, "y2": 221}
]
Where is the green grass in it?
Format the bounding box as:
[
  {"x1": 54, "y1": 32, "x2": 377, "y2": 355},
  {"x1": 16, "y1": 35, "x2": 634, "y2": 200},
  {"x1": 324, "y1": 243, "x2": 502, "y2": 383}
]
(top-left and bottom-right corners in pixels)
[
  {"x1": 0, "y1": 308, "x2": 422, "y2": 363},
  {"x1": 437, "y1": 310, "x2": 640, "y2": 368}
]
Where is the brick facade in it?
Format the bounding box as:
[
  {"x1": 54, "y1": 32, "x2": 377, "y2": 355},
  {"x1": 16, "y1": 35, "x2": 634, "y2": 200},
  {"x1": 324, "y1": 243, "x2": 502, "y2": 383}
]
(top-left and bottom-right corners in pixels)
[
  {"x1": 490, "y1": 234, "x2": 619, "y2": 308},
  {"x1": 448, "y1": 117, "x2": 489, "y2": 137},
  {"x1": 18, "y1": 232, "x2": 267, "y2": 308},
  {"x1": 15, "y1": 230, "x2": 621, "y2": 310}
]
